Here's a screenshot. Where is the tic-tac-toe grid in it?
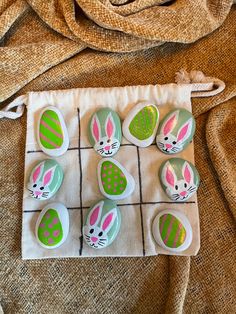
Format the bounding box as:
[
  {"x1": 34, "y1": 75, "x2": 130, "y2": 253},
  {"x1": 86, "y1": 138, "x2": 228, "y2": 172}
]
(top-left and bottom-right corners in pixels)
[{"x1": 22, "y1": 85, "x2": 200, "y2": 259}]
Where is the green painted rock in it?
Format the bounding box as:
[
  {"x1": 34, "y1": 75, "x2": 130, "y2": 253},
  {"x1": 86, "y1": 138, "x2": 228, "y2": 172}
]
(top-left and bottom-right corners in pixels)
[
  {"x1": 156, "y1": 108, "x2": 195, "y2": 154},
  {"x1": 159, "y1": 158, "x2": 200, "y2": 201},
  {"x1": 152, "y1": 210, "x2": 192, "y2": 253},
  {"x1": 35, "y1": 203, "x2": 69, "y2": 249},
  {"x1": 97, "y1": 158, "x2": 135, "y2": 200},
  {"x1": 122, "y1": 102, "x2": 159, "y2": 147},
  {"x1": 38, "y1": 106, "x2": 69, "y2": 157},
  {"x1": 83, "y1": 199, "x2": 121, "y2": 249},
  {"x1": 27, "y1": 159, "x2": 63, "y2": 200},
  {"x1": 88, "y1": 108, "x2": 121, "y2": 157}
]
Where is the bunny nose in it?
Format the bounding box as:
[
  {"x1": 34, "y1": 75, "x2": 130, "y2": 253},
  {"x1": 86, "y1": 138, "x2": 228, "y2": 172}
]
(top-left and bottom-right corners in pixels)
[
  {"x1": 35, "y1": 191, "x2": 42, "y2": 197},
  {"x1": 104, "y1": 145, "x2": 111, "y2": 151},
  {"x1": 91, "y1": 237, "x2": 98, "y2": 243},
  {"x1": 165, "y1": 144, "x2": 172, "y2": 149},
  {"x1": 180, "y1": 191, "x2": 187, "y2": 197}
]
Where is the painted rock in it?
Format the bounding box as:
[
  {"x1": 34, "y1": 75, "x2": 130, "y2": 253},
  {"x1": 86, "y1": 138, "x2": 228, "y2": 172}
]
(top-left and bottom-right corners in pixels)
[
  {"x1": 88, "y1": 108, "x2": 121, "y2": 157},
  {"x1": 159, "y1": 158, "x2": 200, "y2": 201},
  {"x1": 35, "y1": 202, "x2": 69, "y2": 249},
  {"x1": 27, "y1": 159, "x2": 63, "y2": 200},
  {"x1": 97, "y1": 158, "x2": 135, "y2": 200},
  {"x1": 122, "y1": 102, "x2": 159, "y2": 147},
  {"x1": 83, "y1": 199, "x2": 121, "y2": 249},
  {"x1": 152, "y1": 210, "x2": 192, "y2": 253},
  {"x1": 38, "y1": 106, "x2": 69, "y2": 157},
  {"x1": 156, "y1": 109, "x2": 195, "y2": 154}
]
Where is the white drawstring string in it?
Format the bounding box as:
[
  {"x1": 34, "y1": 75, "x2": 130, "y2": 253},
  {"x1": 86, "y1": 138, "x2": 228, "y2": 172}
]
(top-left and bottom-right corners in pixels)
[{"x1": 0, "y1": 95, "x2": 26, "y2": 119}]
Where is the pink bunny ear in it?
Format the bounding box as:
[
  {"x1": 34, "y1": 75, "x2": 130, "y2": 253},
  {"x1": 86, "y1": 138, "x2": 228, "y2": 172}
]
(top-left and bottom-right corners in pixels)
[
  {"x1": 31, "y1": 163, "x2": 44, "y2": 183},
  {"x1": 42, "y1": 166, "x2": 56, "y2": 186},
  {"x1": 182, "y1": 162, "x2": 194, "y2": 184},
  {"x1": 101, "y1": 208, "x2": 117, "y2": 233},
  {"x1": 88, "y1": 201, "x2": 103, "y2": 226},
  {"x1": 177, "y1": 118, "x2": 192, "y2": 143},
  {"x1": 105, "y1": 113, "x2": 115, "y2": 138},
  {"x1": 162, "y1": 162, "x2": 177, "y2": 188},
  {"x1": 162, "y1": 111, "x2": 179, "y2": 136},
  {"x1": 91, "y1": 115, "x2": 100, "y2": 142}
]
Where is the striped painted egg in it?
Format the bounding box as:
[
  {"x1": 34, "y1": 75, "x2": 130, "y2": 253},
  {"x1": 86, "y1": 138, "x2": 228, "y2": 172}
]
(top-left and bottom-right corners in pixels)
[
  {"x1": 152, "y1": 210, "x2": 192, "y2": 253},
  {"x1": 35, "y1": 202, "x2": 69, "y2": 249},
  {"x1": 38, "y1": 106, "x2": 69, "y2": 157}
]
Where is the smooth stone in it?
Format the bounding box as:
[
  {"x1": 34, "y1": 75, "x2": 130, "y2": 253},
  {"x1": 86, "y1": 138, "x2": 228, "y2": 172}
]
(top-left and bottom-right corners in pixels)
[
  {"x1": 97, "y1": 158, "x2": 135, "y2": 200},
  {"x1": 35, "y1": 202, "x2": 69, "y2": 249},
  {"x1": 159, "y1": 158, "x2": 200, "y2": 202},
  {"x1": 122, "y1": 102, "x2": 159, "y2": 147},
  {"x1": 156, "y1": 108, "x2": 195, "y2": 154},
  {"x1": 152, "y1": 209, "x2": 192, "y2": 253},
  {"x1": 38, "y1": 106, "x2": 69, "y2": 157},
  {"x1": 27, "y1": 159, "x2": 63, "y2": 200},
  {"x1": 88, "y1": 108, "x2": 121, "y2": 157},
  {"x1": 83, "y1": 199, "x2": 121, "y2": 249}
]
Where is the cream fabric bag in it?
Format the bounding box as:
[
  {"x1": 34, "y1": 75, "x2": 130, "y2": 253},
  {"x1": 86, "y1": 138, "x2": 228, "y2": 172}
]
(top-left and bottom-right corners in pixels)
[{"x1": 0, "y1": 72, "x2": 225, "y2": 259}]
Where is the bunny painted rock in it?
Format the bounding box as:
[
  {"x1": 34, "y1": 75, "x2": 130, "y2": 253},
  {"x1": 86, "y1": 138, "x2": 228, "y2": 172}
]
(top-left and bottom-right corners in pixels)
[
  {"x1": 88, "y1": 108, "x2": 121, "y2": 157},
  {"x1": 38, "y1": 106, "x2": 69, "y2": 157},
  {"x1": 35, "y1": 202, "x2": 69, "y2": 249},
  {"x1": 159, "y1": 158, "x2": 200, "y2": 202},
  {"x1": 83, "y1": 199, "x2": 121, "y2": 249},
  {"x1": 152, "y1": 209, "x2": 192, "y2": 253},
  {"x1": 122, "y1": 102, "x2": 159, "y2": 147},
  {"x1": 156, "y1": 109, "x2": 195, "y2": 154},
  {"x1": 27, "y1": 159, "x2": 63, "y2": 200},
  {"x1": 97, "y1": 158, "x2": 135, "y2": 200}
]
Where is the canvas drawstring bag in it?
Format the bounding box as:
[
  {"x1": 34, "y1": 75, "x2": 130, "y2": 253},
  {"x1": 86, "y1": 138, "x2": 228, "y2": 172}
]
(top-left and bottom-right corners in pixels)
[{"x1": 0, "y1": 70, "x2": 225, "y2": 260}]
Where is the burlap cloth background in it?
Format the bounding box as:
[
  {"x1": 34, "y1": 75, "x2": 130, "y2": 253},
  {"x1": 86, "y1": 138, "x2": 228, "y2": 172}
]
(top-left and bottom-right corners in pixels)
[{"x1": 0, "y1": 1, "x2": 236, "y2": 313}]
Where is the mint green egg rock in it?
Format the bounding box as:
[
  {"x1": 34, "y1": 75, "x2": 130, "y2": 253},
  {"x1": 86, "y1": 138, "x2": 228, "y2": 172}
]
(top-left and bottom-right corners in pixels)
[
  {"x1": 156, "y1": 109, "x2": 196, "y2": 154},
  {"x1": 83, "y1": 199, "x2": 121, "y2": 249},
  {"x1": 27, "y1": 159, "x2": 63, "y2": 200},
  {"x1": 159, "y1": 158, "x2": 200, "y2": 201},
  {"x1": 88, "y1": 108, "x2": 122, "y2": 157}
]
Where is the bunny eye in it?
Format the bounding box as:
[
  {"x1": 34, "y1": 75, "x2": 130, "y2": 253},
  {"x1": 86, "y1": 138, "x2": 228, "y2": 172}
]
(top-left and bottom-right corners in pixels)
[
  {"x1": 184, "y1": 183, "x2": 187, "y2": 188},
  {"x1": 98, "y1": 231, "x2": 103, "y2": 237},
  {"x1": 100, "y1": 141, "x2": 104, "y2": 145},
  {"x1": 33, "y1": 184, "x2": 37, "y2": 188},
  {"x1": 40, "y1": 186, "x2": 44, "y2": 190},
  {"x1": 175, "y1": 185, "x2": 178, "y2": 190},
  {"x1": 107, "y1": 139, "x2": 111, "y2": 143},
  {"x1": 172, "y1": 141, "x2": 177, "y2": 145},
  {"x1": 89, "y1": 229, "x2": 94, "y2": 234},
  {"x1": 164, "y1": 137, "x2": 168, "y2": 140}
]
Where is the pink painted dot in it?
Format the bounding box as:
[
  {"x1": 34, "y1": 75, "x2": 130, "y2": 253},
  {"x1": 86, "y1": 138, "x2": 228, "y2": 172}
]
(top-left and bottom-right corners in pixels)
[
  {"x1": 120, "y1": 187, "x2": 124, "y2": 190},
  {"x1": 107, "y1": 178, "x2": 111, "y2": 182},
  {"x1": 102, "y1": 181, "x2": 105, "y2": 185},
  {"x1": 48, "y1": 224, "x2": 53, "y2": 228},
  {"x1": 39, "y1": 223, "x2": 45, "y2": 228},
  {"x1": 53, "y1": 230, "x2": 60, "y2": 237},
  {"x1": 102, "y1": 173, "x2": 106, "y2": 177},
  {"x1": 48, "y1": 238, "x2": 54, "y2": 244},
  {"x1": 114, "y1": 176, "x2": 118, "y2": 179},
  {"x1": 114, "y1": 183, "x2": 117, "y2": 187},
  {"x1": 115, "y1": 169, "x2": 118, "y2": 172},
  {"x1": 103, "y1": 166, "x2": 107, "y2": 170},
  {"x1": 44, "y1": 231, "x2": 50, "y2": 237},
  {"x1": 46, "y1": 214, "x2": 50, "y2": 219},
  {"x1": 109, "y1": 165, "x2": 113, "y2": 168},
  {"x1": 120, "y1": 181, "x2": 123, "y2": 184},
  {"x1": 52, "y1": 218, "x2": 58, "y2": 225},
  {"x1": 113, "y1": 189, "x2": 117, "y2": 193},
  {"x1": 121, "y1": 173, "x2": 125, "y2": 177},
  {"x1": 108, "y1": 185, "x2": 111, "y2": 189},
  {"x1": 108, "y1": 171, "x2": 112, "y2": 175}
]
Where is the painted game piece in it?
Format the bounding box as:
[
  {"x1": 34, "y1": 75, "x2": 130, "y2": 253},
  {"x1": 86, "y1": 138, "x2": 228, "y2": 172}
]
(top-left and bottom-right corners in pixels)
[
  {"x1": 38, "y1": 106, "x2": 69, "y2": 157},
  {"x1": 88, "y1": 108, "x2": 121, "y2": 157},
  {"x1": 159, "y1": 158, "x2": 200, "y2": 202},
  {"x1": 27, "y1": 159, "x2": 63, "y2": 200},
  {"x1": 156, "y1": 108, "x2": 195, "y2": 154},
  {"x1": 97, "y1": 158, "x2": 135, "y2": 200},
  {"x1": 83, "y1": 199, "x2": 121, "y2": 249},
  {"x1": 122, "y1": 102, "x2": 159, "y2": 147},
  {"x1": 35, "y1": 202, "x2": 69, "y2": 249},
  {"x1": 152, "y1": 209, "x2": 193, "y2": 253}
]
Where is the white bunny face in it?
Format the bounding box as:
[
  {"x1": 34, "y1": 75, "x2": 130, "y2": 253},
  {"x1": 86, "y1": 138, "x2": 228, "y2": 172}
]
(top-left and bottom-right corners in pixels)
[
  {"x1": 27, "y1": 162, "x2": 56, "y2": 200},
  {"x1": 161, "y1": 161, "x2": 198, "y2": 201},
  {"x1": 91, "y1": 113, "x2": 120, "y2": 157},
  {"x1": 156, "y1": 110, "x2": 194, "y2": 154},
  {"x1": 83, "y1": 201, "x2": 118, "y2": 249}
]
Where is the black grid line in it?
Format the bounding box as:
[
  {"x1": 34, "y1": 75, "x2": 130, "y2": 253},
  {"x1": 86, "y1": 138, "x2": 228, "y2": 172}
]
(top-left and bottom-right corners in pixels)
[
  {"x1": 137, "y1": 146, "x2": 145, "y2": 256},
  {"x1": 77, "y1": 108, "x2": 83, "y2": 256}
]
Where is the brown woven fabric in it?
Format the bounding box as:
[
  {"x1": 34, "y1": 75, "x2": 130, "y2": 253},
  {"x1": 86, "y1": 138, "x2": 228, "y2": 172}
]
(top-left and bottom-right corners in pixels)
[{"x1": 0, "y1": 1, "x2": 236, "y2": 313}]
